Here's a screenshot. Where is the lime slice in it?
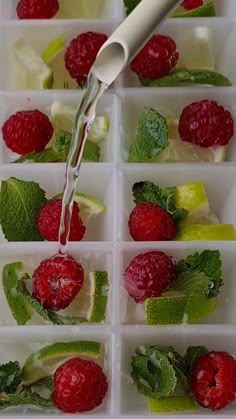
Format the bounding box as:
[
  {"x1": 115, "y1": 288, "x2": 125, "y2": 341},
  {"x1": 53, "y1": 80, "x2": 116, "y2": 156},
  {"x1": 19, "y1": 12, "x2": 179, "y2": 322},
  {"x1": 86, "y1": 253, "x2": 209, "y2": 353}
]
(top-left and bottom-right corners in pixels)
[
  {"x1": 54, "y1": 192, "x2": 106, "y2": 224},
  {"x1": 173, "y1": 2, "x2": 216, "y2": 18},
  {"x1": 50, "y1": 102, "x2": 109, "y2": 142},
  {"x1": 2, "y1": 262, "x2": 31, "y2": 325},
  {"x1": 148, "y1": 396, "x2": 198, "y2": 413},
  {"x1": 145, "y1": 294, "x2": 218, "y2": 325},
  {"x1": 22, "y1": 341, "x2": 101, "y2": 385},
  {"x1": 174, "y1": 182, "x2": 217, "y2": 225},
  {"x1": 176, "y1": 224, "x2": 236, "y2": 241},
  {"x1": 87, "y1": 271, "x2": 109, "y2": 322},
  {"x1": 56, "y1": 0, "x2": 103, "y2": 18},
  {"x1": 12, "y1": 39, "x2": 53, "y2": 90},
  {"x1": 176, "y1": 26, "x2": 214, "y2": 71},
  {"x1": 145, "y1": 295, "x2": 188, "y2": 325},
  {"x1": 41, "y1": 35, "x2": 65, "y2": 65}
]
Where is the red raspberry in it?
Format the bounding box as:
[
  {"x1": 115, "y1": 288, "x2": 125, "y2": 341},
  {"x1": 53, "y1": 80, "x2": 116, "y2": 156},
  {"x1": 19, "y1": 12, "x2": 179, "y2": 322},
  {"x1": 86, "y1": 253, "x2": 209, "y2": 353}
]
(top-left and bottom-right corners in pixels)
[
  {"x1": 129, "y1": 203, "x2": 176, "y2": 241},
  {"x1": 181, "y1": 0, "x2": 203, "y2": 10},
  {"x1": 178, "y1": 100, "x2": 234, "y2": 148},
  {"x1": 191, "y1": 351, "x2": 236, "y2": 411},
  {"x1": 124, "y1": 251, "x2": 177, "y2": 303},
  {"x1": 33, "y1": 254, "x2": 84, "y2": 310},
  {"x1": 53, "y1": 358, "x2": 108, "y2": 413},
  {"x1": 36, "y1": 199, "x2": 86, "y2": 242},
  {"x1": 2, "y1": 110, "x2": 53, "y2": 155},
  {"x1": 130, "y1": 35, "x2": 179, "y2": 80},
  {"x1": 64, "y1": 32, "x2": 108, "y2": 87},
  {"x1": 16, "y1": 0, "x2": 59, "y2": 19}
]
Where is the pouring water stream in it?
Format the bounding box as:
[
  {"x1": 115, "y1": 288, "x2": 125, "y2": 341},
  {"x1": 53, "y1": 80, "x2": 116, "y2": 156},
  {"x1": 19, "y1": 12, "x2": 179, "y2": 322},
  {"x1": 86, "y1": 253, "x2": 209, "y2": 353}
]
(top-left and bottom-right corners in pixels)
[{"x1": 58, "y1": 0, "x2": 182, "y2": 255}]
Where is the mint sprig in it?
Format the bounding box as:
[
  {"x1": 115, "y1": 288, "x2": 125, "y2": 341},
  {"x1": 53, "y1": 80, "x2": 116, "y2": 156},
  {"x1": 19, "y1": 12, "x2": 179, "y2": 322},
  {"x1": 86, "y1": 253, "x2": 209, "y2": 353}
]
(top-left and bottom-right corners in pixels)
[
  {"x1": 128, "y1": 108, "x2": 169, "y2": 163},
  {"x1": 0, "y1": 178, "x2": 47, "y2": 241},
  {"x1": 0, "y1": 361, "x2": 22, "y2": 394},
  {"x1": 132, "y1": 181, "x2": 188, "y2": 223},
  {"x1": 176, "y1": 250, "x2": 223, "y2": 298}
]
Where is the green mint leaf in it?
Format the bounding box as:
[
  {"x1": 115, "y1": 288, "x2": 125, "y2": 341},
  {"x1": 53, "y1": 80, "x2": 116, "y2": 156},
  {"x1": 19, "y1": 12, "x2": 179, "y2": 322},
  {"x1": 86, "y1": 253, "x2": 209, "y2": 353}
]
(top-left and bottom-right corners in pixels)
[
  {"x1": 0, "y1": 390, "x2": 54, "y2": 410},
  {"x1": 128, "y1": 108, "x2": 169, "y2": 163},
  {"x1": 52, "y1": 129, "x2": 100, "y2": 162},
  {"x1": 123, "y1": 0, "x2": 141, "y2": 15},
  {"x1": 83, "y1": 140, "x2": 100, "y2": 162},
  {"x1": 0, "y1": 178, "x2": 47, "y2": 241},
  {"x1": 47, "y1": 311, "x2": 87, "y2": 325},
  {"x1": 182, "y1": 346, "x2": 208, "y2": 377},
  {"x1": 17, "y1": 279, "x2": 86, "y2": 325},
  {"x1": 0, "y1": 361, "x2": 22, "y2": 394},
  {"x1": 170, "y1": 271, "x2": 211, "y2": 297},
  {"x1": 177, "y1": 250, "x2": 223, "y2": 298},
  {"x1": 131, "y1": 346, "x2": 178, "y2": 399},
  {"x1": 13, "y1": 148, "x2": 59, "y2": 163},
  {"x1": 143, "y1": 70, "x2": 232, "y2": 88},
  {"x1": 2, "y1": 262, "x2": 31, "y2": 325},
  {"x1": 52, "y1": 129, "x2": 72, "y2": 162},
  {"x1": 132, "y1": 181, "x2": 188, "y2": 223}
]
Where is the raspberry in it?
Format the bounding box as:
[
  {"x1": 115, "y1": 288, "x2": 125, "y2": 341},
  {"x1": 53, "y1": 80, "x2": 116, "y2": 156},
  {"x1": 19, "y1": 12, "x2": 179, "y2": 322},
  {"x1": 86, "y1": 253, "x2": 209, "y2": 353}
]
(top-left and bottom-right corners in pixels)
[
  {"x1": 36, "y1": 199, "x2": 86, "y2": 242},
  {"x1": 191, "y1": 351, "x2": 236, "y2": 411},
  {"x1": 53, "y1": 358, "x2": 108, "y2": 413},
  {"x1": 16, "y1": 0, "x2": 59, "y2": 19},
  {"x1": 64, "y1": 32, "x2": 108, "y2": 87},
  {"x1": 32, "y1": 254, "x2": 84, "y2": 310},
  {"x1": 129, "y1": 203, "x2": 176, "y2": 241},
  {"x1": 178, "y1": 100, "x2": 234, "y2": 148},
  {"x1": 130, "y1": 35, "x2": 179, "y2": 80},
  {"x1": 124, "y1": 251, "x2": 177, "y2": 303},
  {"x1": 2, "y1": 110, "x2": 53, "y2": 155},
  {"x1": 181, "y1": 0, "x2": 203, "y2": 10}
]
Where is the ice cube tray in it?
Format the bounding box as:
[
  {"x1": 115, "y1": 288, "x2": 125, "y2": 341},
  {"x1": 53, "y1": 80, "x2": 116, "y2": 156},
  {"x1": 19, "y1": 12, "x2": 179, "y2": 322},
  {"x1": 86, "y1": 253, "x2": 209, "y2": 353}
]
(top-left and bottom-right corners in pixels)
[{"x1": 1, "y1": 0, "x2": 236, "y2": 417}]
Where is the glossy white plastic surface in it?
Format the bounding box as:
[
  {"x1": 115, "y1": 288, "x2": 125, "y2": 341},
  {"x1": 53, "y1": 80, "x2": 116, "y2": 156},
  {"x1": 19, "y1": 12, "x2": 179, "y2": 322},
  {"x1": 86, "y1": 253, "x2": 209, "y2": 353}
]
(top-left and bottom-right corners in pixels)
[{"x1": 0, "y1": 0, "x2": 236, "y2": 418}]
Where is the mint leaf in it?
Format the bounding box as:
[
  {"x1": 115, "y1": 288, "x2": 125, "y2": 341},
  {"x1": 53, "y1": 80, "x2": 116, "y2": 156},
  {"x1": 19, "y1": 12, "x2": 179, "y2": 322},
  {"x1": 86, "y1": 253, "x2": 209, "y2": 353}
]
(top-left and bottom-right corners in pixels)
[
  {"x1": 132, "y1": 181, "x2": 188, "y2": 223},
  {"x1": 128, "y1": 108, "x2": 168, "y2": 163},
  {"x1": 131, "y1": 346, "x2": 177, "y2": 399},
  {"x1": 13, "y1": 148, "x2": 59, "y2": 163},
  {"x1": 123, "y1": 0, "x2": 140, "y2": 15},
  {"x1": 83, "y1": 140, "x2": 100, "y2": 162},
  {"x1": 52, "y1": 129, "x2": 71, "y2": 161},
  {"x1": 142, "y1": 70, "x2": 232, "y2": 88},
  {"x1": 182, "y1": 346, "x2": 208, "y2": 377},
  {"x1": 177, "y1": 250, "x2": 223, "y2": 298},
  {"x1": 171, "y1": 272, "x2": 211, "y2": 297},
  {"x1": 17, "y1": 280, "x2": 86, "y2": 325},
  {"x1": 2, "y1": 262, "x2": 31, "y2": 325},
  {"x1": 0, "y1": 390, "x2": 54, "y2": 410},
  {"x1": 0, "y1": 178, "x2": 47, "y2": 241},
  {"x1": 0, "y1": 361, "x2": 22, "y2": 394}
]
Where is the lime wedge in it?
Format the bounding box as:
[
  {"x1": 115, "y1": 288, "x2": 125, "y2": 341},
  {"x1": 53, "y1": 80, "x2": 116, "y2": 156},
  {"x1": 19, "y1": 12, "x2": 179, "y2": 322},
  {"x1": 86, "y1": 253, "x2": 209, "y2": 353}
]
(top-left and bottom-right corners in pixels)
[
  {"x1": 41, "y1": 35, "x2": 65, "y2": 65},
  {"x1": 173, "y1": 2, "x2": 215, "y2": 18},
  {"x1": 176, "y1": 26, "x2": 214, "y2": 71},
  {"x1": 56, "y1": 0, "x2": 103, "y2": 18},
  {"x1": 176, "y1": 224, "x2": 236, "y2": 241},
  {"x1": 145, "y1": 294, "x2": 218, "y2": 325},
  {"x1": 12, "y1": 38, "x2": 53, "y2": 90},
  {"x1": 22, "y1": 341, "x2": 102, "y2": 385},
  {"x1": 148, "y1": 396, "x2": 198, "y2": 413},
  {"x1": 145, "y1": 295, "x2": 188, "y2": 325},
  {"x1": 54, "y1": 192, "x2": 106, "y2": 224},
  {"x1": 87, "y1": 271, "x2": 109, "y2": 322},
  {"x1": 2, "y1": 262, "x2": 31, "y2": 325},
  {"x1": 174, "y1": 182, "x2": 215, "y2": 224},
  {"x1": 186, "y1": 295, "x2": 218, "y2": 322},
  {"x1": 50, "y1": 101, "x2": 109, "y2": 142}
]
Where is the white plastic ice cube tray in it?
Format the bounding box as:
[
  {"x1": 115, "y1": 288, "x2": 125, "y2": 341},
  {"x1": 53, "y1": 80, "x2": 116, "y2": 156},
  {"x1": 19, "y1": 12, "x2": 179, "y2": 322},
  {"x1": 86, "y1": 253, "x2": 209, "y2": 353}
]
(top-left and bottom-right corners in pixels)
[{"x1": 1, "y1": 0, "x2": 236, "y2": 418}]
